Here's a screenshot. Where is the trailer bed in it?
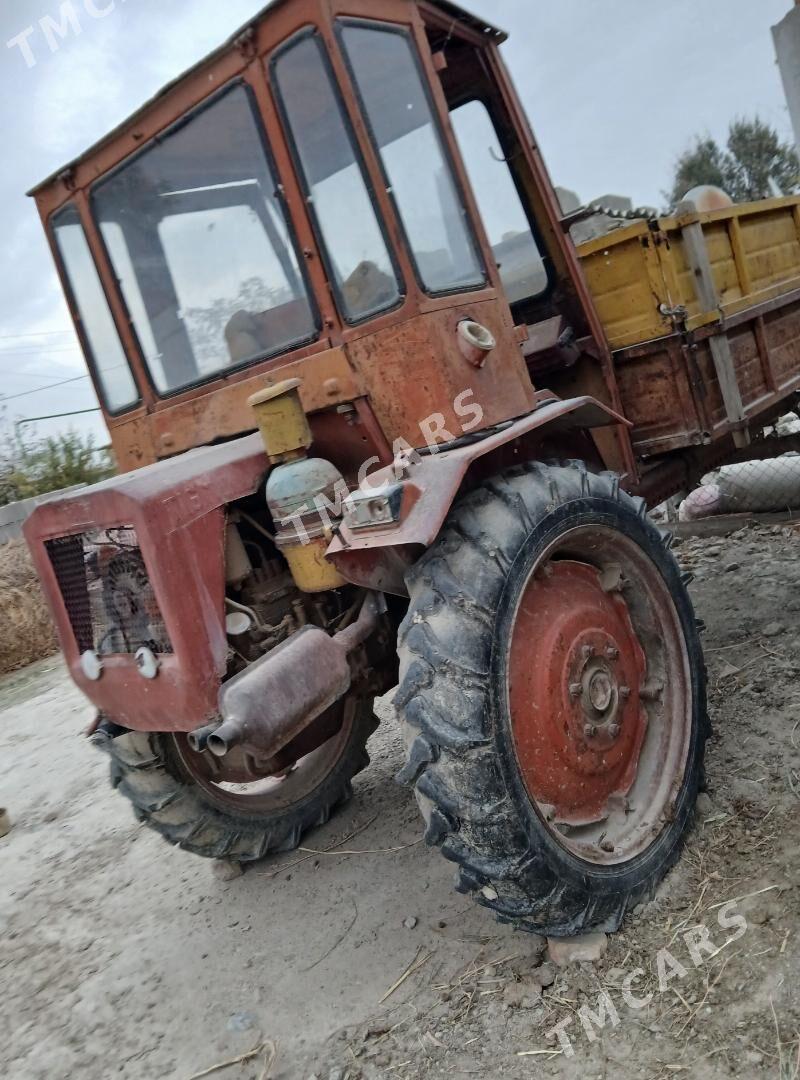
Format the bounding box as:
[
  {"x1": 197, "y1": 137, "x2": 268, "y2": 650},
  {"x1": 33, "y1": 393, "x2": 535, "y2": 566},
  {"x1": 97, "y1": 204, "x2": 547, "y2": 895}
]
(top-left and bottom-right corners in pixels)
[{"x1": 578, "y1": 196, "x2": 800, "y2": 457}]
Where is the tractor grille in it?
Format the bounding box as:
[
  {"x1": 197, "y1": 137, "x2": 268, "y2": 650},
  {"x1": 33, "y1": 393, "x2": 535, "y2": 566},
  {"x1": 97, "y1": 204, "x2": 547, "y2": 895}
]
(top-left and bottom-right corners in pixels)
[{"x1": 45, "y1": 527, "x2": 172, "y2": 656}]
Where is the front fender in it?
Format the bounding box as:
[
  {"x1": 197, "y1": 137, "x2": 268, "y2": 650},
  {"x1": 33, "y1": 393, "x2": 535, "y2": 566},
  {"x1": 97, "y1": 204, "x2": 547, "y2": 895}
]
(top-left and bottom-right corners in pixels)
[{"x1": 327, "y1": 396, "x2": 630, "y2": 592}]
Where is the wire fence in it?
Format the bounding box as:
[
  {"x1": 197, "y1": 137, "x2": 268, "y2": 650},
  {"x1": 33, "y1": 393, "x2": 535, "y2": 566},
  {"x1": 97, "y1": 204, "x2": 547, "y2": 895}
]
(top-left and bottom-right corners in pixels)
[{"x1": 668, "y1": 414, "x2": 800, "y2": 523}]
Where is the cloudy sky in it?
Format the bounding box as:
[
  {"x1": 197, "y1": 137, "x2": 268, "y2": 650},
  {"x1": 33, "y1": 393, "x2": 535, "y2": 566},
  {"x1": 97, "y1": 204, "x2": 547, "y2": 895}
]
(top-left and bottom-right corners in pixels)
[{"x1": 0, "y1": 0, "x2": 795, "y2": 447}]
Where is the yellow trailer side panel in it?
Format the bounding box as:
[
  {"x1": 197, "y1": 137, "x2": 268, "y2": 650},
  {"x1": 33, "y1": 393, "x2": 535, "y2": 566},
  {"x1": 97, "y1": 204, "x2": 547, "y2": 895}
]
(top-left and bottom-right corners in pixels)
[{"x1": 577, "y1": 196, "x2": 800, "y2": 349}]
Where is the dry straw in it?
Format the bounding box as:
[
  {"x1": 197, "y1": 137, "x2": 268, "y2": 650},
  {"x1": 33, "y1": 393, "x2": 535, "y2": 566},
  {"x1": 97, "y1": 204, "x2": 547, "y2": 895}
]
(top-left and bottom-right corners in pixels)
[{"x1": 0, "y1": 539, "x2": 58, "y2": 675}]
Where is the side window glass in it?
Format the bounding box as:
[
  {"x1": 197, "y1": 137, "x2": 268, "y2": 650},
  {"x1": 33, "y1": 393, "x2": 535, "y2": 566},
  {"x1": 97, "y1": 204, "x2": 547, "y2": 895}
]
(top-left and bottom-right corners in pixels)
[
  {"x1": 451, "y1": 100, "x2": 549, "y2": 304},
  {"x1": 51, "y1": 205, "x2": 138, "y2": 412}
]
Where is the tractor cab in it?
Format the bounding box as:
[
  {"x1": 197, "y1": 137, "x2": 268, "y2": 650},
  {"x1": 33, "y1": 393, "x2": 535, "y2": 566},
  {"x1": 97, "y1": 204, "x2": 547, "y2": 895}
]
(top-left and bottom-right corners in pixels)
[{"x1": 30, "y1": 0, "x2": 613, "y2": 474}]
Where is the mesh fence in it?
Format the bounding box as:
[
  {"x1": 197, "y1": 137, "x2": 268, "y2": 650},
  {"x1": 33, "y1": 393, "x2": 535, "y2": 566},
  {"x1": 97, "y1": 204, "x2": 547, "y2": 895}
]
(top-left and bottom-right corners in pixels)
[{"x1": 668, "y1": 414, "x2": 800, "y2": 523}]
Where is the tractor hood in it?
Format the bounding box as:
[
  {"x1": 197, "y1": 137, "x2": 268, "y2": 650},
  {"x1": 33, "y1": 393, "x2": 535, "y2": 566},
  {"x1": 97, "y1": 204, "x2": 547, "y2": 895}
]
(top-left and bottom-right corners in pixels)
[{"x1": 23, "y1": 434, "x2": 269, "y2": 731}]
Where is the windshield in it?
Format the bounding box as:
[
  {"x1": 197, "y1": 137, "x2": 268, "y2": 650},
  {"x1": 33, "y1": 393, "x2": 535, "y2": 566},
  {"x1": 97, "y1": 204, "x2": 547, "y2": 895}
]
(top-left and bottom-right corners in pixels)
[{"x1": 91, "y1": 83, "x2": 317, "y2": 396}]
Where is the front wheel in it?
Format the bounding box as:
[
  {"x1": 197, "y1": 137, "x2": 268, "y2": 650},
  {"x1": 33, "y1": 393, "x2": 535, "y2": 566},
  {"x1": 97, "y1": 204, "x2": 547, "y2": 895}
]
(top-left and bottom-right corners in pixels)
[
  {"x1": 396, "y1": 462, "x2": 708, "y2": 935},
  {"x1": 109, "y1": 697, "x2": 377, "y2": 862}
]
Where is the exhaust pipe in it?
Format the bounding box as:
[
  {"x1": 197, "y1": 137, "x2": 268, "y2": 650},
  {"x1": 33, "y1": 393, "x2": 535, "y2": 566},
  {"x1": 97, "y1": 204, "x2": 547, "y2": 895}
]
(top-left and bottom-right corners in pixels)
[
  {"x1": 187, "y1": 721, "x2": 222, "y2": 753},
  {"x1": 207, "y1": 593, "x2": 380, "y2": 759}
]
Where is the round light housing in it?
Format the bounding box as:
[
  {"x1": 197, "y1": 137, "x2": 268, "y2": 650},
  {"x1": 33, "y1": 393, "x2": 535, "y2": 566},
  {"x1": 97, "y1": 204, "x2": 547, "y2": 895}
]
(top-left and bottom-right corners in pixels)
[
  {"x1": 80, "y1": 650, "x2": 103, "y2": 682},
  {"x1": 135, "y1": 647, "x2": 159, "y2": 680},
  {"x1": 457, "y1": 319, "x2": 496, "y2": 367}
]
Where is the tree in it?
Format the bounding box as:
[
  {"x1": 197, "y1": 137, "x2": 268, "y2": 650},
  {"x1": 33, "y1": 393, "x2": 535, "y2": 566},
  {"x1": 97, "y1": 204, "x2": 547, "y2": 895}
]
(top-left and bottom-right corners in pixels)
[
  {"x1": 670, "y1": 136, "x2": 728, "y2": 206},
  {"x1": 668, "y1": 117, "x2": 800, "y2": 207},
  {"x1": 0, "y1": 427, "x2": 115, "y2": 506},
  {"x1": 725, "y1": 118, "x2": 799, "y2": 202}
]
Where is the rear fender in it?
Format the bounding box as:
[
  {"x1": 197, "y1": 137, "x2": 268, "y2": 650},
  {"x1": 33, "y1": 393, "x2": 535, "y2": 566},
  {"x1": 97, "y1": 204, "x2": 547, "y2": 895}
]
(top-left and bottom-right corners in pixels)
[{"x1": 327, "y1": 396, "x2": 630, "y2": 595}]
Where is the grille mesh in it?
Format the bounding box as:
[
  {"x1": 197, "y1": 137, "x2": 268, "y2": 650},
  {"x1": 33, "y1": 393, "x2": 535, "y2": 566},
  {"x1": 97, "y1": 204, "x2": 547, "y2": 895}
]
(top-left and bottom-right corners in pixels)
[{"x1": 45, "y1": 527, "x2": 172, "y2": 656}]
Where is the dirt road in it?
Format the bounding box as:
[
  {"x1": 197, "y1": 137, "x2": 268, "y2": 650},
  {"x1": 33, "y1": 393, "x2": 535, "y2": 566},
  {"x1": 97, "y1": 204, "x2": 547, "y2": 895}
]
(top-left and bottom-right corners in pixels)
[{"x1": 2, "y1": 524, "x2": 799, "y2": 1079}]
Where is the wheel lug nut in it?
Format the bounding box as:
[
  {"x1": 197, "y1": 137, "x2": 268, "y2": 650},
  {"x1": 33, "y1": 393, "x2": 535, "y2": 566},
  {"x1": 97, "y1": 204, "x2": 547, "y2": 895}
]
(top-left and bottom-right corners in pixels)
[
  {"x1": 608, "y1": 723, "x2": 621, "y2": 738},
  {"x1": 640, "y1": 679, "x2": 664, "y2": 701},
  {"x1": 569, "y1": 683, "x2": 582, "y2": 697},
  {"x1": 619, "y1": 685, "x2": 631, "y2": 699},
  {"x1": 584, "y1": 723, "x2": 597, "y2": 738},
  {"x1": 581, "y1": 645, "x2": 595, "y2": 660},
  {"x1": 605, "y1": 645, "x2": 619, "y2": 660}
]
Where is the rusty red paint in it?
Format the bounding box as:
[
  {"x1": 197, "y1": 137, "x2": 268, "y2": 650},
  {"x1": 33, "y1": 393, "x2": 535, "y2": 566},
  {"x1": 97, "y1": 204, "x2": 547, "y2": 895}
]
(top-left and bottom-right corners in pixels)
[
  {"x1": 24, "y1": 436, "x2": 269, "y2": 732},
  {"x1": 507, "y1": 561, "x2": 647, "y2": 827},
  {"x1": 498, "y1": 522, "x2": 693, "y2": 866},
  {"x1": 329, "y1": 396, "x2": 630, "y2": 558}
]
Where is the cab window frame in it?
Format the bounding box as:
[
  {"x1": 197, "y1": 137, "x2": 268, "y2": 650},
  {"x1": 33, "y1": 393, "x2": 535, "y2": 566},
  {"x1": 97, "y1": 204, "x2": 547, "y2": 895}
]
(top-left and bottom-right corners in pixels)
[
  {"x1": 48, "y1": 200, "x2": 142, "y2": 418},
  {"x1": 88, "y1": 78, "x2": 322, "y2": 401},
  {"x1": 269, "y1": 26, "x2": 406, "y2": 328},
  {"x1": 449, "y1": 93, "x2": 556, "y2": 311},
  {"x1": 337, "y1": 17, "x2": 489, "y2": 300}
]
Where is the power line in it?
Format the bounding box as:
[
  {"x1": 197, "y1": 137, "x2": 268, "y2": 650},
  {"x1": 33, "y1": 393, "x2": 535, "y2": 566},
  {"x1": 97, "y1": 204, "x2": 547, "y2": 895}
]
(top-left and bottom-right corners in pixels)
[
  {"x1": 3, "y1": 369, "x2": 86, "y2": 383},
  {"x1": 0, "y1": 347, "x2": 83, "y2": 357},
  {"x1": 15, "y1": 407, "x2": 101, "y2": 430},
  {"x1": 0, "y1": 330, "x2": 74, "y2": 341},
  {"x1": 0, "y1": 374, "x2": 91, "y2": 402}
]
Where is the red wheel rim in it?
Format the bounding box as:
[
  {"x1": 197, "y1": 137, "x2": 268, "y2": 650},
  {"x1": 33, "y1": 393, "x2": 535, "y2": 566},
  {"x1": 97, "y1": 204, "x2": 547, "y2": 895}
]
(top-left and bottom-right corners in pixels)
[{"x1": 506, "y1": 526, "x2": 692, "y2": 865}]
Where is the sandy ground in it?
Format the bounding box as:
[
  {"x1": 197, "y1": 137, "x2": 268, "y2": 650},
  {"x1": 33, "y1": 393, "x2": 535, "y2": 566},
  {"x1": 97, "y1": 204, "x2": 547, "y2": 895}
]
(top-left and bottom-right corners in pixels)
[{"x1": 2, "y1": 524, "x2": 800, "y2": 1080}]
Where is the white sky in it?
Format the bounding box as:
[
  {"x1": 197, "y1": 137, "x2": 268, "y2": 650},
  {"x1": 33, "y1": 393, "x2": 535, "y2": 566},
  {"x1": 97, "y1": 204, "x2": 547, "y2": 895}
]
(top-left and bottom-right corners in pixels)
[{"x1": 0, "y1": 0, "x2": 795, "y2": 447}]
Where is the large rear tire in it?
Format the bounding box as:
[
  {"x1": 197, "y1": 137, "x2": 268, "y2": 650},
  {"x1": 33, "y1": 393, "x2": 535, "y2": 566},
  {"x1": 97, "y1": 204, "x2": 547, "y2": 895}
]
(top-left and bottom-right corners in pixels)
[
  {"x1": 395, "y1": 462, "x2": 708, "y2": 935},
  {"x1": 109, "y1": 697, "x2": 377, "y2": 862}
]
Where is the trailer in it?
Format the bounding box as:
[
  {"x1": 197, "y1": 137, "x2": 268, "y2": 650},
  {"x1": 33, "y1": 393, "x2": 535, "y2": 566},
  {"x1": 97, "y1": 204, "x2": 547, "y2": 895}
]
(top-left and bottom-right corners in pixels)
[{"x1": 577, "y1": 196, "x2": 800, "y2": 502}]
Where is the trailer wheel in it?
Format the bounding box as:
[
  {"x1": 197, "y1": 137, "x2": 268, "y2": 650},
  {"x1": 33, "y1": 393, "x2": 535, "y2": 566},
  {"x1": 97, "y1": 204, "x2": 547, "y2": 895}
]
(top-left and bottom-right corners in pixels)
[
  {"x1": 395, "y1": 462, "x2": 708, "y2": 935},
  {"x1": 109, "y1": 697, "x2": 377, "y2": 862}
]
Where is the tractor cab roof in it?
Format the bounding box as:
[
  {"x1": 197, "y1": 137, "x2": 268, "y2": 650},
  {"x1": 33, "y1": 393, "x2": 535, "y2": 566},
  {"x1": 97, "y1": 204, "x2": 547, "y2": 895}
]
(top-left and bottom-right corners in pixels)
[{"x1": 27, "y1": 0, "x2": 506, "y2": 197}]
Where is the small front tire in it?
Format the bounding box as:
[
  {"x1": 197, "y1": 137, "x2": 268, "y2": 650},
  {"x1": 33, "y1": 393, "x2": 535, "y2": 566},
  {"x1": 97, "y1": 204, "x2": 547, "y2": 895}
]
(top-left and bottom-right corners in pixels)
[{"x1": 109, "y1": 697, "x2": 377, "y2": 862}]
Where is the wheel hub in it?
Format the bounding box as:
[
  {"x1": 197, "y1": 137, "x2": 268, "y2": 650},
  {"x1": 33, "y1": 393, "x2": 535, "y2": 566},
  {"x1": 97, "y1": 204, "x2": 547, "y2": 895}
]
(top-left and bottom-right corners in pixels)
[
  {"x1": 507, "y1": 560, "x2": 649, "y2": 829},
  {"x1": 569, "y1": 637, "x2": 629, "y2": 746}
]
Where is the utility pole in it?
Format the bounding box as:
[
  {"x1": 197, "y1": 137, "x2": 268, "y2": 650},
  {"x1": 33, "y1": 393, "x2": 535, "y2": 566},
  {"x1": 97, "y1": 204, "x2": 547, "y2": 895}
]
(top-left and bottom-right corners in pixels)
[{"x1": 773, "y1": 1, "x2": 800, "y2": 151}]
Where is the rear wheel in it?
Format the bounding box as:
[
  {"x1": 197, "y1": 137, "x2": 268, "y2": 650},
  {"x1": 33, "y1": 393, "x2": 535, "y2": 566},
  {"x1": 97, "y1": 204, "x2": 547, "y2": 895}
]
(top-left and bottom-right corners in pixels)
[
  {"x1": 396, "y1": 462, "x2": 707, "y2": 935},
  {"x1": 109, "y1": 697, "x2": 377, "y2": 861}
]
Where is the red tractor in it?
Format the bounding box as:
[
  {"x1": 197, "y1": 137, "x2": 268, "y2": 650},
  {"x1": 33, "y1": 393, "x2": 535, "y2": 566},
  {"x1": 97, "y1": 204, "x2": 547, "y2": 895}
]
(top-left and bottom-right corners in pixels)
[{"x1": 24, "y1": 0, "x2": 714, "y2": 936}]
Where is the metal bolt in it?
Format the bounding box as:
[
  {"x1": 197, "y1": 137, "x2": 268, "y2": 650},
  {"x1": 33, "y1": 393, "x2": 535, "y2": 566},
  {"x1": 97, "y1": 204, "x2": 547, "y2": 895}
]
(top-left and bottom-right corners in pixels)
[
  {"x1": 581, "y1": 644, "x2": 595, "y2": 661},
  {"x1": 608, "y1": 723, "x2": 621, "y2": 738},
  {"x1": 584, "y1": 723, "x2": 597, "y2": 738},
  {"x1": 569, "y1": 683, "x2": 582, "y2": 697},
  {"x1": 619, "y1": 685, "x2": 631, "y2": 699},
  {"x1": 605, "y1": 645, "x2": 619, "y2": 660},
  {"x1": 640, "y1": 679, "x2": 664, "y2": 701}
]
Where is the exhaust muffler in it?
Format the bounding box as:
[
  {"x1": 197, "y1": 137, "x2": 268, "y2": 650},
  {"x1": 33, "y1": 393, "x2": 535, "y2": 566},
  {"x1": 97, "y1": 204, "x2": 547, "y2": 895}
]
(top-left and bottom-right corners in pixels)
[{"x1": 206, "y1": 593, "x2": 380, "y2": 759}]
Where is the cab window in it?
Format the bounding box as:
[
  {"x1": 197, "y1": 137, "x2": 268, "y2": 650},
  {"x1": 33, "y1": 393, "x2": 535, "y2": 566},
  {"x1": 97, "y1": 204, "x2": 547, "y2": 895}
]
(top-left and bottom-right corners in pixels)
[
  {"x1": 92, "y1": 82, "x2": 317, "y2": 396},
  {"x1": 51, "y1": 204, "x2": 138, "y2": 413},
  {"x1": 340, "y1": 22, "x2": 486, "y2": 296},
  {"x1": 451, "y1": 99, "x2": 548, "y2": 304},
  {"x1": 272, "y1": 31, "x2": 402, "y2": 324}
]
